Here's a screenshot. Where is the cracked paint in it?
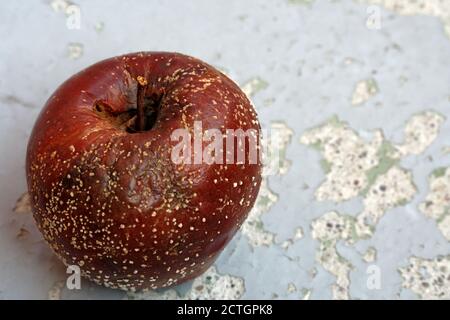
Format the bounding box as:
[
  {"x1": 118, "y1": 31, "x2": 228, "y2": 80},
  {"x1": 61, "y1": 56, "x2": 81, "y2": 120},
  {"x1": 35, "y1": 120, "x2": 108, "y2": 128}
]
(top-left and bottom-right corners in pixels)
[
  {"x1": 310, "y1": 167, "x2": 416, "y2": 299},
  {"x1": 399, "y1": 255, "x2": 450, "y2": 299},
  {"x1": 300, "y1": 116, "x2": 385, "y2": 202},
  {"x1": 241, "y1": 179, "x2": 278, "y2": 247},
  {"x1": 356, "y1": 166, "x2": 416, "y2": 239},
  {"x1": 351, "y1": 78, "x2": 378, "y2": 106},
  {"x1": 419, "y1": 167, "x2": 450, "y2": 241},
  {"x1": 311, "y1": 211, "x2": 354, "y2": 300},
  {"x1": 301, "y1": 112, "x2": 442, "y2": 203},
  {"x1": 242, "y1": 121, "x2": 293, "y2": 247},
  {"x1": 305, "y1": 111, "x2": 443, "y2": 299}
]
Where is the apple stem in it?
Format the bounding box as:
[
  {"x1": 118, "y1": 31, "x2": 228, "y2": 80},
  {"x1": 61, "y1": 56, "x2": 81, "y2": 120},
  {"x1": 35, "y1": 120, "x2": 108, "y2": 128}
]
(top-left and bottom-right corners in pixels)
[{"x1": 136, "y1": 76, "x2": 148, "y2": 131}]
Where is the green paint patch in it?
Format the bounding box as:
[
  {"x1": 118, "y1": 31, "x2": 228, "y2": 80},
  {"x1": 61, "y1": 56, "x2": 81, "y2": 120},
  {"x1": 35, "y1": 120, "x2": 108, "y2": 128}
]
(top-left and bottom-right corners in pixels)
[
  {"x1": 366, "y1": 78, "x2": 379, "y2": 95},
  {"x1": 361, "y1": 141, "x2": 398, "y2": 196},
  {"x1": 431, "y1": 167, "x2": 447, "y2": 179},
  {"x1": 437, "y1": 207, "x2": 450, "y2": 224},
  {"x1": 320, "y1": 159, "x2": 332, "y2": 174},
  {"x1": 347, "y1": 217, "x2": 359, "y2": 242},
  {"x1": 327, "y1": 115, "x2": 345, "y2": 128}
]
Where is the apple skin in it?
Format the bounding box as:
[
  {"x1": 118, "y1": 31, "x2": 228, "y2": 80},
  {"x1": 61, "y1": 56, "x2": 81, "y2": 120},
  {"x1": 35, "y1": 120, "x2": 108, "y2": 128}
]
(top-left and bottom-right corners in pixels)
[{"x1": 26, "y1": 52, "x2": 262, "y2": 291}]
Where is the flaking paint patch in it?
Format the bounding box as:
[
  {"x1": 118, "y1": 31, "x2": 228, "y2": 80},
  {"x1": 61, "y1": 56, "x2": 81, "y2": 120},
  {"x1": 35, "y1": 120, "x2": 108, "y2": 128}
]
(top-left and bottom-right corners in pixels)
[
  {"x1": 351, "y1": 78, "x2": 378, "y2": 106},
  {"x1": 242, "y1": 121, "x2": 293, "y2": 247},
  {"x1": 399, "y1": 255, "x2": 450, "y2": 299},
  {"x1": 301, "y1": 112, "x2": 442, "y2": 203},
  {"x1": 67, "y1": 43, "x2": 84, "y2": 60},
  {"x1": 363, "y1": 247, "x2": 377, "y2": 263},
  {"x1": 241, "y1": 179, "x2": 278, "y2": 247},
  {"x1": 287, "y1": 282, "x2": 297, "y2": 293},
  {"x1": 126, "y1": 266, "x2": 245, "y2": 300},
  {"x1": 264, "y1": 121, "x2": 294, "y2": 176},
  {"x1": 188, "y1": 266, "x2": 245, "y2": 300},
  {"x1": 126, "y1": 288, "x2": 179, "y2": 300},
  {"x1": 358, "y1": 0, "x2": 450, "y2": 39},
  {"x1": 419, "y1": 167, "x2": 450, "y2": 241},
  {"x1": 288, "y1": 0, "x2": 315, "y2": 5},
  {"x1": 442, "y1": 146, "x2": 450, "y2": 155},
  {"x1": 16, "y1": 227, "x2": 30, "y2": 239},
  {"x1": 95, "y1": 21, "x2": 105, "y2": 33},
  {"x1": 48, "y1": 281, "x2": 65, "y2": 300},
  {"x1": 301, "y1": 288, "x2": 312, "y2": 300},
  {"x1": 304, "y1": 111, "x2": 443, "y2": 299},
  {"x1": 300, "y1": 116, "x2": 385, "y2": 202},
  {"x1": 13, "y1": 192, "x2": 31, "y2": 214},
  {"x1": 50, "y1": 0, "x2": 71, "y2": 12},
  {"x1": 310, "y1": 168, "x2": 416, "y2": 299},
  {"x1": 280, "y1": 227, "x2": 304, "y2": 250},
  {"x1": 356, "y1": 166, "x2": 416, "y2": 239},
  {"x1": 311, "y1": 211, "x2": 355, "y2": 300},
  {"x1": 241, "y1": 77, "x2": 268, "y2": 98},
  {"x1": 394, "y1": 111, "x2": 445, "y2": 156}
]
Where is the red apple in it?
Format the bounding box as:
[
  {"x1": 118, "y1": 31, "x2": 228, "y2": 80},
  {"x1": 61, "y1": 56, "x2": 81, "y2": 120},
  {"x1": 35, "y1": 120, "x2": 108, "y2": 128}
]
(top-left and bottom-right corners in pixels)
[{"x1": 26, "y1": 52, "x2": 262, "y2": 291}]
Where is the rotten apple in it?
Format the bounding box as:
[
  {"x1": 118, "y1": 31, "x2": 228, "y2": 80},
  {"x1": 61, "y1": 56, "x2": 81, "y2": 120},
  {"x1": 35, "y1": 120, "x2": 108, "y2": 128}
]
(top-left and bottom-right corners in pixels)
[{"x1": 26, "y1": 52, "x2": 262, "y2": 291}]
